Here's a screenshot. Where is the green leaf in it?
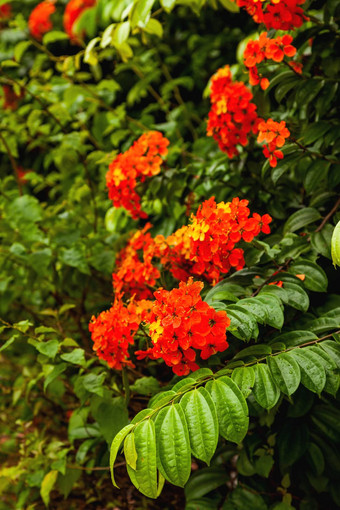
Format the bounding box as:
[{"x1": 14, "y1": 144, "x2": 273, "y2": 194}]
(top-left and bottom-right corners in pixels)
[
  {"x1": 288, "y1": 349, "x2": 326, "y2": 394},
  {"x1": 308, "y1": 317, "x2": 340, "y2": 334},
  {"x1": 255, "y1": 295, "x2": 284, "y2": 329},
  {"x1": 82, "y1": 373, "x2": 106, "y2": 396},
  {"x1": 0, "y1": 335, "x2": 18, "y2": 353},
  {"x1": 320, "y1": 340, "x2": 340, "y2": 368},
  {"x1": 252, "y1": 364, "x2": 280, "y2": 409},
  {"x1": 234, "y1": 298, "x2": 268, "y2": 324},
  {"x1": 311, "y1": 224, "x2": 333, "y2": 259},
  {"x1": 277, "y1": 421, "x2": 309, "y2": 468},
  {"x1": 124, "y1": 432, "x2": 137, "y2": 470},
  {"x1": 206, "y1": 378, "x2": 248, "y2": 444},
  {"x1": 14, "y1": 41, "x2": 31, "y2": 63},
  {"x1": 180, "y1": 387, "x2": 218, "y2": 465},
  {"x1": 185, "y1": 466, "x2": 229, "y2": 501},
  {"x1": 225, "y1": 305, "x2": 258, "y2": 341},
  {"x1": 271, "y1": 330, "x2": 318, "y2": 348},
  {"x1": 149, "y1": 390, "x2": 176, "y2": 409},
  {"x1": 35, "y1": 339, "x2": 59, "y2": 359},
  {"x1": 154, "y1": 404, "x2": 191, "y2": 487},
  {"x1": 289, "y1": 260, "x2": 328, "y2": 292},
  {"x1": 110, "y1": 424, "x2": 134, "y2": 488},
  {"x1": 131, "y1": 376, "x2": 160, "y2": 395},
  {"x1": 40, "y1": 470, "x2": 58, "y2": 507},
  {"x1": 114, "y1": 21, "x2": 130, "y2": 45},
  {"x1": 233, "y1": 345, "x2": 272, "y2": 361},
  {"x1": 267, "y1": 353, "x2": 301, "y2": 396},
  {"x1": 231, "y1": 366, "x2": 255, "y2": 397},
  {"x1": 219, "y1": 0, "x2": 240, "y2": 12},
  {"x1": 60, "y1": 348, "x2": 86, "y2": 366},
  {"x1": 130, "y1": 0, "x2": 156, "y2": 28},
  {"x1": 43, "y1": 31, "x2": 69, "y2": 45},
  {"x1": 283, "y1": 208, "x2": 321, "y2": 235},
  {"x1": 91, "y1": 397, "x2": 129, "y2": 443},
  {"x1": 282, "y1": 282, "x2": 309, "y2": 312},
  {"x1": 44, "y1": 364, "x2": 66, "y2": 391},
  {"x1": 160, "y1": 0, "x2": 176, "y2": 12},
  {"x1": 144, "y1": 18, "x2": 163, "y2": 37}
]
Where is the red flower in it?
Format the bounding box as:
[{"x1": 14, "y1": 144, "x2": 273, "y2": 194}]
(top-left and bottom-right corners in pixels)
[
  {"x1": 257, "y1": 119, "x2": 290, "y2": 168},
  {"x1": 207, "y1": 66, "x2": 259, "y2": 158},
  {"x1": 28, "y1": 1, "x2": 56, "y2": 40},
  {"x1": 89, "y1": 294, "x2": 142, "y2": 370},
  {"x1": 244, "y1": 33, "x2": 300, "y2": 90},
  {"x1": 112, "y1": 224, "x2": 161, "y2": 300},
  {"x1": 106, "y1": 131, "x2": 169, "y2": 219},
  {"x1": 135, "y1": 278, "x2": 230, "y2": 376},
  {"x1": 231, "y1": 0, "x2": 308, "y2": 31},
  {"x1": 63, "y1": 0, "x2": 96, "y2": 44}
]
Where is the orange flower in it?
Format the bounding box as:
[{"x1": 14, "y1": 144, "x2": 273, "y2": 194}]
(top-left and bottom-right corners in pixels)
[
  {"x1": 63, "y1": 0, "x2": 96, "y2": 43},
  {"x1": 89, "y1": 294, "x2": 141, "y2": 370},
  {"x1": 244, "y1": 32, "x2": 300, "y2": 90},
  {"x1": 135, "y1": 278, "x2": 230, "y2": 376},
  {"x1": 257, "y1": 119, "x2": 290, "y2": 168},
  {"x1": 231, "y1": 0, "x2": 307, "y2": 31},
  {"x1": 207, "y1": 66, "x2": 260, "y2": 158},
  {"x1": 106, "y1": 131, "x2": 169, "y2": 219},
  {"x1": 28, "y1": 1, "x2": 56, "y2": 40}
]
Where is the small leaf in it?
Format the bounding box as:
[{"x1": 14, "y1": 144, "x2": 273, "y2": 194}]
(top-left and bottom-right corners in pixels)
[
  {"x1": 252, "y1": 364, "x2": 280, "y2": 409},
  {"x1": 40, "y1": 470, "x2": 58, "y2": 507},
  {"x1": 60, "y1": 348, "x2": 86, "y2": 366},
  {"x1": 331, "y1": 220, "x2": 340, "y2": 267}
]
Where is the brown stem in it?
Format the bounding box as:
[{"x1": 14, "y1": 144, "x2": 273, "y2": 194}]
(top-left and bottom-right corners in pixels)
[
  {"x1": 315, "y1": 196, "x2": 340, "y2": 233},
  {"x1": 251, "y1": 259, "x2": 293, "y2": 297}
]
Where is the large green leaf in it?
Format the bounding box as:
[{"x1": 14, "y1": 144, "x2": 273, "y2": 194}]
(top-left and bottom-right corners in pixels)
[
  {"x1": 252, "y1": 364, "x2": 280, "y2": 409},
  {"x1": 180, "y1": 387, "x2": 218, "y2": 465},
  {"x1": 267, "y1": 353, "x2": 301, "y2": 396},
  {"x1": 289, "y1": 260, "x2": 328, "y2": 292},
  {"x1": 255, "y1": 295, "x2": 284, "y2": 329},
  {"x1": 288, "y1": 349, "x2": 326, "y2": 394},
  {"x1": 110, "y1": 424, "x2": 134, "y2": 488},
  {"x1": 206, "y1": 378, "x2": 248, "y2": 443},
  {"x1": 154, "y1": 404, "x2": 191, "y2": 487},
  {"x1": 225, "y1": 305, "x2": 258, "y2": 341},
  {"x1": 127, "y1": 419, "x2": 158, "y2": 498}
]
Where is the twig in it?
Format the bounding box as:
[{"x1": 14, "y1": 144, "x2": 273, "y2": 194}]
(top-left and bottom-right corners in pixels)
[{"x1": 315, "y1": 196, "x2": 340, "y2": 232}]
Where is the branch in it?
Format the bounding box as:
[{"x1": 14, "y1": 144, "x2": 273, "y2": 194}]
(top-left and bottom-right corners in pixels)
[{"x1": 315, "y1": 196, "x2": 340, "y2": 233}]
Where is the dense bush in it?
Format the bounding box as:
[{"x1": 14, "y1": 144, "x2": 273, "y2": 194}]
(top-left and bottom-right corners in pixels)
[{"x1": 0, "y1": 0, "x2": 340, "y2": 508}]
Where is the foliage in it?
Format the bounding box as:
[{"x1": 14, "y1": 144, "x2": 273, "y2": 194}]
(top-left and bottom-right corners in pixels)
[{"x1": 0, "y1": 0, "x2": 340, "y2": 509}]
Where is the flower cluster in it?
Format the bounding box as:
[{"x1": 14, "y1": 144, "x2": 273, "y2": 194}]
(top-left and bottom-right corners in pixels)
[
  {"x1": 233, "y1": 0, "x2": 307, "y2": 31},
  {"x1": 112, "y1": 224, "x2": 161, "y2": 300},
  {"x1": 186, "y1": 197, "x2": 272, "y2": 282},
  {"x1": 63, "y1": 0, "x2": 96, "y2": 43},
  {"x1": 106, "y1": 131, "x2": 169, "y2": 219},
  {"x1": 207, "y1": 66, "x2": 260, "y2": 158},
  {"x1": 28, "y1": 0, "x2": 56, "y2": 40},
  {"x1": 244, "y1": 33, "x2": 298, "y2": 90},
  {"x1": 89, "y1": 294, "x2": 142, "y2": 370},
  {"x1": 136, "y1": 279, "x2": 230, "y2": 376},
  {"x1": 257, "y1": 119, "x2": 290, "y2": 167}
]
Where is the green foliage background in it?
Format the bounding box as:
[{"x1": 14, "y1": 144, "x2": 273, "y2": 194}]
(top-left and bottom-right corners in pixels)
[{"x1": 0, "y1": 0, "x2": 340, "y2": 508}]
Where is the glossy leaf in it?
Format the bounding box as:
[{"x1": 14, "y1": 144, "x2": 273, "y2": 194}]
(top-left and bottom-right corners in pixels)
[
  {"x1": 154, "y1": 404, "x2": 191, "y2": 487},
  {"x1": 288, "y1": 349, "x2": 326, "y2": 394},
  {"x1": 180, "y1": 387, "x2": 218, "y2": 464},
  {"x1": 267, "y1": 353, "x2": 301, "y2": 396},
  {"x1": 206, "y1": 378, "x2": 249, "y2": 443},
  {"x1": 252, "y1": 364, "x2": 280, "y2": 409}
]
